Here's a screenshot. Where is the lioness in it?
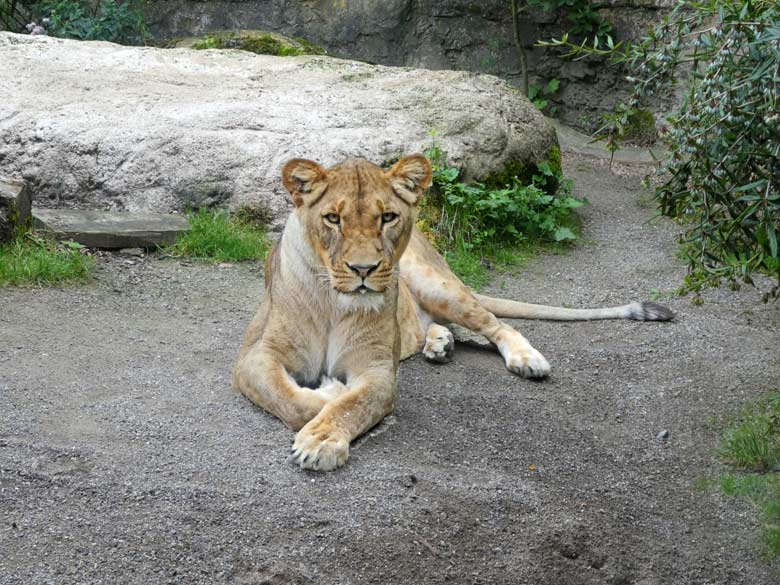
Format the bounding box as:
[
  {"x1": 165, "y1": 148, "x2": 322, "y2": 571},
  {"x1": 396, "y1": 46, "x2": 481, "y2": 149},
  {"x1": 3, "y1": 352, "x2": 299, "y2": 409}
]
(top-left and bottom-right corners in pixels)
[{"x1": 233, "y1": 155, "x2": 673, "y2": 471}]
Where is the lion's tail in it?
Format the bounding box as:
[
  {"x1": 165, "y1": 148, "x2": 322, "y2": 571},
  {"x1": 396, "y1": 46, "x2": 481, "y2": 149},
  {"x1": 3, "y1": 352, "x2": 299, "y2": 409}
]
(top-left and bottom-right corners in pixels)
[{"x1": 474, "y1": 294, "x2": 675, "y2": 322}]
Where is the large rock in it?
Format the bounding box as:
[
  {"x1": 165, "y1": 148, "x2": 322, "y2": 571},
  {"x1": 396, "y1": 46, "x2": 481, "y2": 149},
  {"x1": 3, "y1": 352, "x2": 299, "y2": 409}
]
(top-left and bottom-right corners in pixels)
[{"x1": 0, "y1": 32, "x2": 557, "y2": 229}]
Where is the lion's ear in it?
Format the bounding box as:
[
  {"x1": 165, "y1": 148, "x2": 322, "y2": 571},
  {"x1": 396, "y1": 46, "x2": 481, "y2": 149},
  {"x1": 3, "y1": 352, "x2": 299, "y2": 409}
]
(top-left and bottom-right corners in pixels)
[
  {"x1": 387, "y1": 154, "x2": 432, "y2": 206},
  {"x1": 282, "y1": 158, "x2": 328, "y2": 207}
]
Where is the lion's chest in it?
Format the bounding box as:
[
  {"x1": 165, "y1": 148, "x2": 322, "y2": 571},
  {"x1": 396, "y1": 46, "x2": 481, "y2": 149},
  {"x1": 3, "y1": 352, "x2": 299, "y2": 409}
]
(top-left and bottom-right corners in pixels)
[{"x1": 285, "y1": 319, "x2": 359, "y2": 386}]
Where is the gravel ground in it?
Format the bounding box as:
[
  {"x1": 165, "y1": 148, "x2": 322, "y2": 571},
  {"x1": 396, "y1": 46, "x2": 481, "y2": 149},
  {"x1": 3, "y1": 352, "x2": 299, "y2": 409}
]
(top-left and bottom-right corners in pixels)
[{"x1": 1, "y1": 156, "x2": 779, "y2": 585}]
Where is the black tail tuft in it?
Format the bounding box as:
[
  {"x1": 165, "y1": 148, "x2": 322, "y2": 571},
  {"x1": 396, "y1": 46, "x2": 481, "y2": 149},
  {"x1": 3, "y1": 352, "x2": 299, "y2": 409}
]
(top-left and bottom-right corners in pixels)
[{"x1": 636, "y1": 301, "x2": 675, "y2": 321}]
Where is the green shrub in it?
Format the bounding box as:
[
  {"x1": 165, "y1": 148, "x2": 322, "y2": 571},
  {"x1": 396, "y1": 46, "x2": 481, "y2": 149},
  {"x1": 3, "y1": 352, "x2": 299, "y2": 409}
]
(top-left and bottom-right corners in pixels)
[
  {"x1": 169, "y1": 209, "x2": 269, "y2": 263},
  {"x1": 29, "y1": 0, "x2": 148, "y2": 44},
  {"x1": 542, "y1": 0, "x2": 780, "y2": 300},
  {"x1": 528, "y1": 0, "x2": 612, "y2": 42},
  {"x1": 0, "y1": 233, "x2": 94, "y2": 286},
  {"x1": 423, "y1": 145, "x2": 584, "y2": 250},
  {"x1": 420, "y1": 144, "x2": 584, "y2": 288},
  {"x1": 528, "y1": 78, "x2": 561, "y2": 115}
]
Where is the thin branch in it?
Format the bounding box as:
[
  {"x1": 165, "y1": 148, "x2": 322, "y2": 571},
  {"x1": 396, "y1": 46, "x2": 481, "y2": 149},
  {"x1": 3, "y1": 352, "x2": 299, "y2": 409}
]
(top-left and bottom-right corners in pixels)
[{"x1": 511, "y1": 0, "x2": 529, "y2": 97}]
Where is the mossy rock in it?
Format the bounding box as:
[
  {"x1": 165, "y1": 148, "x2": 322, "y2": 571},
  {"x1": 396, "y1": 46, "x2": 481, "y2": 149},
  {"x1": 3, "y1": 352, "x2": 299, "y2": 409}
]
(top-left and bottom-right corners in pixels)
[
  {"x1": 170, "y1": 30, "x2": 324, "y2": 57},
  {"x1": 177, "y1": 179, "x2": 232, "y2": 211},
  {"x1": 622, "y1": 109, "x2": 657, "y2": 146},
  {"x1": 233, "y1": 204, "x2": 273, "y2": 227}
]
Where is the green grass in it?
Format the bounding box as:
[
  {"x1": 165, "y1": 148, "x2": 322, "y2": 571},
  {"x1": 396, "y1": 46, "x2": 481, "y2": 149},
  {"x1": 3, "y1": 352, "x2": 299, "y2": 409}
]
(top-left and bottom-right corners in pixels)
[
  {"x1": 443, "y1": 243, "x2": 533, "y2": 290},
  {"x1": 719, "y1": 473, "x2": 780, "y2": 557},
  {"x1": 169, "y1": 209, "x2": 269, "y2": 263},
  {"x1": 443, "y1": 247, "x2": 491, "y2": 290},
  {"x1": 718, "y1": 394, "x2": 780, "y2": 558},
  {"x1": 0, "y1": 233, "x2": 94, "y2": 286},
  {"x1": 720, "y1": 395, "x2": 780, "y2": 472}
]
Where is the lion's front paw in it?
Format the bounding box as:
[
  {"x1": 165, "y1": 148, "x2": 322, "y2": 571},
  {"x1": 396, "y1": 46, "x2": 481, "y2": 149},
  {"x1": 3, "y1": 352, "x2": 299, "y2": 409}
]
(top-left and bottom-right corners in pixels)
[
  {"x1": 290, "y1": 422, "x2": 349, "y2": 472},
  {"x1": 505, "y1": 346, "x2": 551, "y2": 379},
  {"x1": 423, "y1": 327, "x2": 455, "y2": 363}
]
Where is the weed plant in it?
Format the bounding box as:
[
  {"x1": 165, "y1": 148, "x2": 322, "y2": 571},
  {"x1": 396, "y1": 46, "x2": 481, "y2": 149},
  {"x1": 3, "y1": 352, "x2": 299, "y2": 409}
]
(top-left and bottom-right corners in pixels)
[
  {"x1": 719, "y1": 394, "x2": 780, "y2": 557},
  {"x1": 169, "y1": 209, "x2": 269, "y2": 263},
  {"x1": 0, "y1": 233, "x2": 93, "y2": 286}
]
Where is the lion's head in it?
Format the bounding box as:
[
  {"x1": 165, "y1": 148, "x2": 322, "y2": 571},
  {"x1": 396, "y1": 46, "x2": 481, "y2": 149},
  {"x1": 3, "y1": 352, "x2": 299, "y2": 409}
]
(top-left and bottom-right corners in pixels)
[{"x1": 282, "y1": 155, "x2": 432, "y2": 307}]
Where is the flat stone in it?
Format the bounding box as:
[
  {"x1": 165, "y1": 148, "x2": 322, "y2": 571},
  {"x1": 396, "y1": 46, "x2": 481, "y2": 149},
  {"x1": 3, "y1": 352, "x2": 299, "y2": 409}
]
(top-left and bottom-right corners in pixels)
[
  {"x1": 32, "y1": 209, "x2": 189, "y2": 249},
  {"x1": 0, "y1": 176, "x2": 32, "y2": 244}
]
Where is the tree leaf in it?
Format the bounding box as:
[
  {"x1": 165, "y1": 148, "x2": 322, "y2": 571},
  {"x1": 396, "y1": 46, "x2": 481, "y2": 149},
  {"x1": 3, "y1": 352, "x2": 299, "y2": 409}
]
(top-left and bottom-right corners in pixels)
[{"x1": 768, "y1": 224, "x2": 778, "y2": 259}]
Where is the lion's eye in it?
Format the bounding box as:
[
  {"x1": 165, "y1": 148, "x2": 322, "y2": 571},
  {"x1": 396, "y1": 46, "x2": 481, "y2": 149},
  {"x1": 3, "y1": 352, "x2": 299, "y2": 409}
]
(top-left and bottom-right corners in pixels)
[
  {"x1": 381, "y1": 212, "x2": 398, "y2": 224},
  {"x1": 324, "y1": 213, "x2": 340, "y2": 225}
]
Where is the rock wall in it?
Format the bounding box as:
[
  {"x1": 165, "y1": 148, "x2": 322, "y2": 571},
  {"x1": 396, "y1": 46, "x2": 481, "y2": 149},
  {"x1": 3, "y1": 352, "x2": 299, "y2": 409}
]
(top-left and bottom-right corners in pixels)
[
  {"x1": 146, "y1": 0, "x2": 677, "y2": 131},
  {"x1": 0, "y1": 32, "x2": 557, "y2": 226}
]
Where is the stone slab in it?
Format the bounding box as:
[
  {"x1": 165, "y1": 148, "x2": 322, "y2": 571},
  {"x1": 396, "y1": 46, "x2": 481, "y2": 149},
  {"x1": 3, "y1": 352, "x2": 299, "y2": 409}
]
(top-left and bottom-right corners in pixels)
[
  {"x1": 32, "y1": 209, "x2": 189, "y2": 249},
  {"x1": 0, "y1": 176, "x2": 32, "y2": 243}
]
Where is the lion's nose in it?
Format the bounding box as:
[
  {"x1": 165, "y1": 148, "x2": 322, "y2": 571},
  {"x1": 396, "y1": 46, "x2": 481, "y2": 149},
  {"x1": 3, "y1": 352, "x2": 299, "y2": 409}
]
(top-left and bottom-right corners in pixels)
[{"x1": 347, "y1": 261, "x2": 380, "y2": 278}]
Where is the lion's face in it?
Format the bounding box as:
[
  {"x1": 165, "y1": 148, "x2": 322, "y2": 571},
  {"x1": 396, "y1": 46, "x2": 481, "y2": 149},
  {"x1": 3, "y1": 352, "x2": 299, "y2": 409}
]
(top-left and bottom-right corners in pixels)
[{"x1": 282, "y1": 156, "x2": 432, "y2": 304}]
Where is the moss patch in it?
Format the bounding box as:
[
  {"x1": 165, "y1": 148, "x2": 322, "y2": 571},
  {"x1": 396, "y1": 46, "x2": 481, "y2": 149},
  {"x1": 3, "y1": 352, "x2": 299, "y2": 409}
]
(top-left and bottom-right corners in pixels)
[
  {"x1": 293, "y1": 37, "x2": 325, "y2": 56},
  {"x1": 186, "y1": 30, "x2": 324, "y2": 57},
  {"x1": 547, "y1": 145, "x2": 563, "y2": 177}
]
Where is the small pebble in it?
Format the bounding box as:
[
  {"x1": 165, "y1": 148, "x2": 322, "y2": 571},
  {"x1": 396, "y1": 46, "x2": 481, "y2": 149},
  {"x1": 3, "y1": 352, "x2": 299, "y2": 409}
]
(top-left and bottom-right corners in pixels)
[{"x1": 657, "y1": 429, "x2": 670, "y2": 441}]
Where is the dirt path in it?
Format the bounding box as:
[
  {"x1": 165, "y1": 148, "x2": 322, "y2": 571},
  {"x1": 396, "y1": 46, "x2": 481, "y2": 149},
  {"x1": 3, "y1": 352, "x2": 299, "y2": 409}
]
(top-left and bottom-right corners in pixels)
[{"x1": 1, "y1": 156, "x2": 779, "y2": 585}]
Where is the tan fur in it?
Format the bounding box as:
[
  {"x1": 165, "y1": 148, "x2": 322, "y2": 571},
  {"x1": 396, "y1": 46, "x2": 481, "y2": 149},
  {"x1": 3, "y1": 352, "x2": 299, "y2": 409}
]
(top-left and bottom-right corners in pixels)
[{"x1": 233, "y1": 155, "x2": 673, "y2": 471}]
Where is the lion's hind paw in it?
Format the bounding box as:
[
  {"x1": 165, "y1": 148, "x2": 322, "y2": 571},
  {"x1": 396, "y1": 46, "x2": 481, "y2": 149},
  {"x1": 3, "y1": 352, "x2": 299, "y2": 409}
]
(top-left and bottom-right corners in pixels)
[
  {"x1": 423, "y1": 326, "x2": 455, "y2": 364},
  {"x1": 504, "y1": 346, "x2": 551, "y2": 379}
]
